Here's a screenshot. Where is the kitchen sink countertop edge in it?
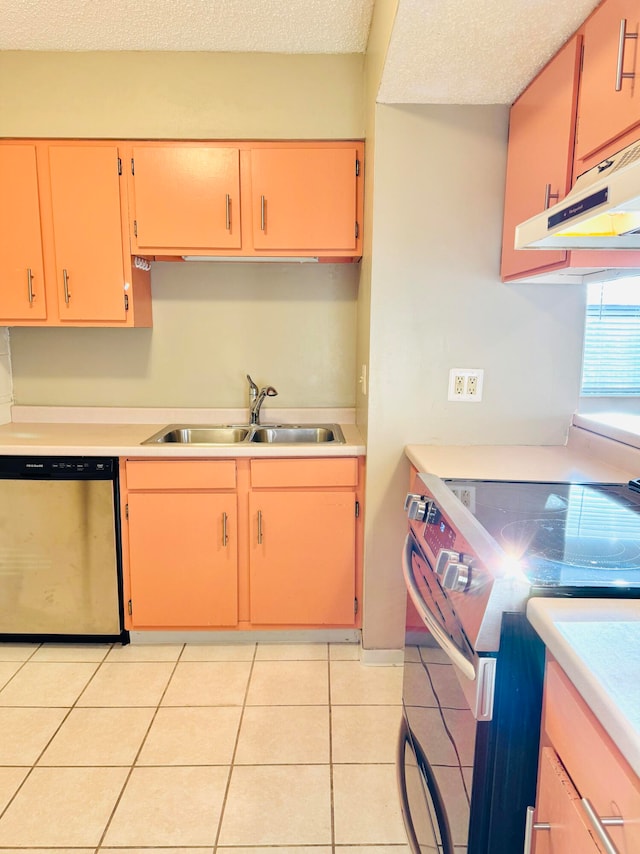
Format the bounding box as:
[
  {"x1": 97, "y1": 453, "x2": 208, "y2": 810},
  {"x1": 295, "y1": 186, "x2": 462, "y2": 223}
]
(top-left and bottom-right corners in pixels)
[{"x1": 0, "y1": 406, "x2": 365, "y2": 457}]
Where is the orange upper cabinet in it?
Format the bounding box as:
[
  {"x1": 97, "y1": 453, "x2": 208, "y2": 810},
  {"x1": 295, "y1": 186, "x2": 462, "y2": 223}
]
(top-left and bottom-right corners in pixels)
[
  {"x1": 128, "y1": 145, "x2": 242, "y2": 253},
  {"x1": 48, "y1": 145, "x2": 131, "y2": 323},
  {"x1": 0, "y1": 140, "x2": 151, "y2": 327},
  {"x1": 125, "y1": 141, "x2": 364, "y2": 260},
  {"x1": 249, "y1": 146, "x2": 362, "y2": 254},
  {"x1": 501, "y1": 36, "x2": 581, "y2": 281},
  {"x1": 575, "y1": 0, "x2": 640, "y2": 164},
  {"x1": 0, "y1": 144, "x2": 47, "y2": 321}
]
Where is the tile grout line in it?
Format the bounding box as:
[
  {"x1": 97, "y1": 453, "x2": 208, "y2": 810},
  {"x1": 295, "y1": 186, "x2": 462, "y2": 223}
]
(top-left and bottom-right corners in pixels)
[
  {"x1": 212, "y1": 641, "x2": 258, "y2": 853},
  {"x1": 93, "y1": 642, "x2": 187, "y2": 850},
  {"x1": 328, "y1": 648, "x2": 336, "y2": 854}
]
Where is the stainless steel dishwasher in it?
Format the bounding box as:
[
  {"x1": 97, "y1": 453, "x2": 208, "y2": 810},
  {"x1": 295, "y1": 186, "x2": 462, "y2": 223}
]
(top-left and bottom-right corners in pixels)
[{"x1": 0, "y1": 456, "x2": 126, "y2": 642}]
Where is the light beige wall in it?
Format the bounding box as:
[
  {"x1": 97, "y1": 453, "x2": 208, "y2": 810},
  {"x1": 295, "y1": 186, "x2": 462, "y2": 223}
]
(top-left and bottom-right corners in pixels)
[
  {"x1": 357, "y1": 0, "x2": 399, "y2": 440},
  {"x1": 0, "y1": 52, "x2": 364, "y2": 138},
  {"x1": 3, "y1": 51, "x2": 364, "y2": 407},
  {"x1": 11, "y1": 262, "x2": 358, "y2": 407},
  {"x1": 361, "y1": 104, "x2": 587, "y2": 651}
]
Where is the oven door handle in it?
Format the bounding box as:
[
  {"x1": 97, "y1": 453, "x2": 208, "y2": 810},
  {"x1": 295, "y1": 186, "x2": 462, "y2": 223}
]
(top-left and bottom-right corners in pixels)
[{"x1": 402, "y1": 534, "x2": 477, "y2": 682}]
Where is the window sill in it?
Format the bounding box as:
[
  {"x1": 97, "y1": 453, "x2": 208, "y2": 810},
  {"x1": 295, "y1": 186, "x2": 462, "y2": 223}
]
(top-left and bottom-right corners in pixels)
[{"x1": 572, "y1": 412, "x2": 640, "y2": 451}]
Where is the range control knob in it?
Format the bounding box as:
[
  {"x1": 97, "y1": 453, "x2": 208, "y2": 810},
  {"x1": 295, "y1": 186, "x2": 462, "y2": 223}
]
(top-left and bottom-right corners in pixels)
[
  {"x1": 441, "y1": 562, "x2": 471, "y2": 593},
  {"x1": 435, "y1": 548, "x2": 460, "y2": 577},
  {"x1": 404, "y1": 492, "x2": 422, "y2": 510},
  {"x1": 407, "y1": 498, "x2": 429, "y2": 521}
]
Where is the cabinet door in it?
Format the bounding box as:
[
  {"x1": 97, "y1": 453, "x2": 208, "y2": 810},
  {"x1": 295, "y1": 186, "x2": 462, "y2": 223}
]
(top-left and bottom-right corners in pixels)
[
  {"x1": 48, "y1": 145, "x2": 128, "y2": 322},
  {"x1": 576, "y1": 0, "x2": 640, "y2": 162},
  {"x1": 532, "y1": 747, "x2": 603, "y2": 853},
  {"x1": 249, "y1": 490, "x2": 356, "y2": 625},
  {"x1": 250, "y1": 148, "x2": 359, "y2": 251},
  {"x1": 0, "y1": 145, "x2": 47, "y2": 320},
  {"x1": 131, "y1": 146, "x2": 241, "y2": 252},
  {"x1": 501, "y1": 36, "x2": 581, "y2": 280},
  {"x1": 127, "y1": 491, "x2": 238, "y2": 628}
]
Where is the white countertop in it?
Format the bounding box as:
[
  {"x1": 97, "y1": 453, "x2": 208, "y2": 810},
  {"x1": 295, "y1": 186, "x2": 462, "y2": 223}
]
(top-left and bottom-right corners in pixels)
[
  {"x1": 0, "y1": 407, "x2": 365, "y2": 458},
  {"x1": 573, "y1": 412, "x2": 640, "y2": 450},
  {"x1": 404, "y1": 442, "x2": 635, "y2": 483},
  {"x1": 527, "y1": 598, "x2": 640, "y2": 777}
]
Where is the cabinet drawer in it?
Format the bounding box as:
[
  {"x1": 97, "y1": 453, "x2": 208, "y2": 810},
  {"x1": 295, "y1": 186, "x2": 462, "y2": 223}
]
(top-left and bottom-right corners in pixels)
[
  {"x1": 126, "y1": 460, "x2": 236, "y2": 490},
  {"x1": 544, "y1": 660, "x2": 640, "y2": 851},
  {"x1": 250, "y1": 458, "x2": 358, "y2": 488}
]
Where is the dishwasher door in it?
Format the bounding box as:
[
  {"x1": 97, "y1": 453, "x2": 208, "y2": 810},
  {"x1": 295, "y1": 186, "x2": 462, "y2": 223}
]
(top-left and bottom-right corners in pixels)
[{"x1": 0, "y1": 476, "x2": 121, "y2": 636}]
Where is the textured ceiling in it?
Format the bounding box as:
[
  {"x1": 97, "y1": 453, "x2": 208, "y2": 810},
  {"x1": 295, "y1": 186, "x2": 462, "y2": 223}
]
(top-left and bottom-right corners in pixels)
[
  {"x1": 0, "y1": 0, "x2": 603, "y2": 105},
  {"x1": 378, "y1": 0, "x2": 602, "y2": 104}
]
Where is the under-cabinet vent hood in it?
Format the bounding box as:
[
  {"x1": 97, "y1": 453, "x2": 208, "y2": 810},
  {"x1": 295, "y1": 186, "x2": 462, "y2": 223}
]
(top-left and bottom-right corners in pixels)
[{"x1": 516, "y1": 139, "x2": 640, "y2": 251}]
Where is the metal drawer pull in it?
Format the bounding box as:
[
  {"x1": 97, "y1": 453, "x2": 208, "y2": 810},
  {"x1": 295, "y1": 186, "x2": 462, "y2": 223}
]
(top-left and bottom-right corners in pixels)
[
  {"x1": 257, "y1": 509, "x2": 263, "y2": 544},
  {"x1": 222, "y1": 511, "x2": 228, "y2": 547},
  {"x1": 523, "y1": 806, "x2": 550, "y2": 854},
  {"x1": 544, "y1": 183, "x2": 559, "y2": 210},
  {"x1": 225, "y1": 194, "x2": 231, "y2": 230},
  {"x1": 27, "y1": 268, "x2": 34, "y2": 304},
  {"x1": 581, "y1": 798, "x2": 623, "y2": 854},
  {"x1": 616, "y1": 18, "x2": 637, "y2": 91},
  {"x1": 260, "y1": 195, "x2": 266, "y2": 231},
  {"x1": 63, "y1": 268, "x2": 71, "y2": 304}
]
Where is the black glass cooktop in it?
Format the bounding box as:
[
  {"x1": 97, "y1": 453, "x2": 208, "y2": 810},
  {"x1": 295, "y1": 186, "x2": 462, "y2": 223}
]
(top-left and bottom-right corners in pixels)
[{"x1": 444, "y1": 479, "x2": 640, "y2": 589}]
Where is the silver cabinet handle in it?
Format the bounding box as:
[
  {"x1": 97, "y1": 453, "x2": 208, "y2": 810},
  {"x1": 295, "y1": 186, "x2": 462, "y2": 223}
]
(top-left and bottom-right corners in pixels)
[
  {"x1": 222, "y1": 511, "x2": 228, "y2": 547},
  {"x1": 581, "y1": 799, "x2": 623, "y2": 854},
  {"x1": 27, "y1": 268, "x2": 34, "y2": 304},
  {"x1": 257, "y1": 509, "x2": 263, "y2": 544},
  {"x1": 616, "y1": 18, "x2": 637, "y2": 91},
  {"x1": 544, "y1": 183, "x2": 559, "y2": 210},
  {"x1": 260, "y1": 195, "x2": 266, "y2": 231},
  {"x1": 225, "y1": 194, "x2": 231, "y2": 231},
  {"x1": 523, "y1": 806, "x2": 550, "y2": 854},
  {"x1": 63, "y1": 268, "x2": 70, "y2": 304}
]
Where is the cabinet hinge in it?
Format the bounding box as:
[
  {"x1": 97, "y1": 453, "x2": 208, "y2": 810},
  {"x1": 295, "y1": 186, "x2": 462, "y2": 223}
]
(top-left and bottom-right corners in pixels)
[
  {"x1": 130, "y1": 157, "x2": 135, "y2": 176},
  {"x1": 117, "y1": 157, "x2": 122, "y2": 176},
  {"x1": 134, "y1": 220, "x2": 138, "y2": 238},
  {"x1": 127, "y1": 599, "x2": 132, "y2": 616},
  {"x1": 124, "y1": 293, "x2": 129, "y2": 312},
  {"x1": 355, "y1": 500, "x2": 360, "y2": 517},
  {"x1": 125, "y1": 502, "x2": 129, "y2": 519},
  {"x1": 355, "y1": 158, "x2": 360, "y2": 176},
  {"x1": 354, "y1": 597, "x2": 359, "y2": 615},
  {"x1": 355, "y1": 221, "x2": 359, "y2": 239}
]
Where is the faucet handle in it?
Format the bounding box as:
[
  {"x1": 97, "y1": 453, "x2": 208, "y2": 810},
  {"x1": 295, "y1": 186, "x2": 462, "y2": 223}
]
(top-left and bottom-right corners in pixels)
[{"x1": 246, "y1": 374, "x2": 258, "y2": 397}]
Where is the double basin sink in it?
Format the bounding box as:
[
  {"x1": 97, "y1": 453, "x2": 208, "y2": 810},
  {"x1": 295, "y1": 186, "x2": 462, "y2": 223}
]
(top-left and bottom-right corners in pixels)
[{"x1": 142, "y1": 423, "x2": 346, "y2": 446}]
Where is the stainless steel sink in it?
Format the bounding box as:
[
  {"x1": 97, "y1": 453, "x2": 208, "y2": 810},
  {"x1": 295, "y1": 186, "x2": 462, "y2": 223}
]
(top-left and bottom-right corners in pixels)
[
  {"x1": 142, "y1": 423, "x2": 345, "y2": 446},
  {"x1": 143, "y1": 425, "x2": 251, "y2": 445},
  {"x1": 249, "y1": 425, "x2": 344, "y2": 444}
]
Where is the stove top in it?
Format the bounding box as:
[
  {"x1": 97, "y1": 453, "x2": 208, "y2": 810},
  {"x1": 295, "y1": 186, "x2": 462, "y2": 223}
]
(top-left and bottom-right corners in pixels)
[{"x1": 444, "y1": 479, "x2": 640, "y2": 589}]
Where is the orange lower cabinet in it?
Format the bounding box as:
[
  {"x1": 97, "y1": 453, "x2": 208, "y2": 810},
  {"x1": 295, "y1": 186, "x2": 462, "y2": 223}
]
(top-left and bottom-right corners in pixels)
[
  {"x1": 126, "y1": 491, "x2": 238, "y2": 628},
  {"x1": 249, "y1": 490, "x2": 356, "y2": 626},
  {"x1": 530, "y1": 748, "x2": 603, "y2": 853},
  {"x1": 528, "y1": 660, "x2": 640, "y2": 853}
]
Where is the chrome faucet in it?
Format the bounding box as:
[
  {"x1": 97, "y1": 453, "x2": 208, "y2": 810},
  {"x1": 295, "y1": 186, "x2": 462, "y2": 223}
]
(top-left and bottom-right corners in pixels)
[{"x1": 246, "y1": 374, "x2": 278, "y2": 425}]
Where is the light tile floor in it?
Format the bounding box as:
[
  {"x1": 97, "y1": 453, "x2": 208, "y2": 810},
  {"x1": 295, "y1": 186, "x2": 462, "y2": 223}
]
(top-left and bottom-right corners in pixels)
[{"x1": 0, "y1": 640, "x2": 410, "y2": 854}]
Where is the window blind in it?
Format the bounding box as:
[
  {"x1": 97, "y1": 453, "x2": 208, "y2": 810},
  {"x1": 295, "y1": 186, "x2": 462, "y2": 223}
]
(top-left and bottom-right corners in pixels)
[{"x1": 581, "y1": 301, "x2": 640, "y2": 396}]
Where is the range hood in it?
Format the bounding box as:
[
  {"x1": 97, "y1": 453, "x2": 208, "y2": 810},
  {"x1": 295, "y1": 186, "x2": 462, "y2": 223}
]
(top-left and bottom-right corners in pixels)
[{"x1": 515, "y1": 139, "x2": 640, "y2": 251}]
